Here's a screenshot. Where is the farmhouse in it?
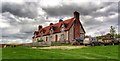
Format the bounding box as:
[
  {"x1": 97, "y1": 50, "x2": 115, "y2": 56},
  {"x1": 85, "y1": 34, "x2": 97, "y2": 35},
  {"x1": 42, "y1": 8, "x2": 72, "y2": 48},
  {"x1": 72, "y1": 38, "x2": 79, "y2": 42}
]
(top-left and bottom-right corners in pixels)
[{"x1": 32, "y1": 11, "x2": 85, "y2": 44}]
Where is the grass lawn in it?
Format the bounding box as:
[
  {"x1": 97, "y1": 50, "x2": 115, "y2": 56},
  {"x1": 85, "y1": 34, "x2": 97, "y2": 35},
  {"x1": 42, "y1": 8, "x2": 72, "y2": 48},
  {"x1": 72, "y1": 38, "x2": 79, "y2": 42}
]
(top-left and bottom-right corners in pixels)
[{"x1": 1, "y1": 45, "x2": 119, "y2": 60}]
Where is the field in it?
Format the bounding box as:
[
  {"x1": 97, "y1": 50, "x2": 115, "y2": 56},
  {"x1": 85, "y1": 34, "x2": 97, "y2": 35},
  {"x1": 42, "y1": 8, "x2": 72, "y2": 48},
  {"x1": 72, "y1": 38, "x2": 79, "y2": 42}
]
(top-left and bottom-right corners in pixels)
[{"x1": 0, "y1": 45, "x2": 119, "y2": 61}]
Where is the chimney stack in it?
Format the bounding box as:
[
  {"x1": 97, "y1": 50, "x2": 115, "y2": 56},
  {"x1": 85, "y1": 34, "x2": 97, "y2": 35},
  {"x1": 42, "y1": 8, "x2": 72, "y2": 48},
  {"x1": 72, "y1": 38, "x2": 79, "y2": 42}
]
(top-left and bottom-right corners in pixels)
[
  {"x1": 74, "y1": 11, "x2": 80, "y2": 20},
  {"x1": 59, "y1": 19, "x2": 63, "y2": 22},
  {"x1": 50, "y1": 23, "x2": 53, "y2": 26},
  {"x1": 38, "y1": 25, "x2": 42, "y2": 30}
]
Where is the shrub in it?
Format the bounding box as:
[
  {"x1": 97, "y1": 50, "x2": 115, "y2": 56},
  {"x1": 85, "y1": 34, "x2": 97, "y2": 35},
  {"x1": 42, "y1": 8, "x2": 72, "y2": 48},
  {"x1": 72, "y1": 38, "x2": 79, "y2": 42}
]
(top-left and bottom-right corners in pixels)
[
  {"x1": 38, "y1": 38, "x2": 44, "y2": 42},
  {"x1": 51, "y1": 42, "x2": 61, "y2": 46}
]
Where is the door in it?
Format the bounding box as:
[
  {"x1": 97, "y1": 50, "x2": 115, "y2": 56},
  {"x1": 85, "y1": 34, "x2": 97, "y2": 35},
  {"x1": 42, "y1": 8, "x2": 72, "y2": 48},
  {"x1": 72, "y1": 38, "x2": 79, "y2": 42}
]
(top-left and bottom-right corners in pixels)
[
  {"x1": 55, "y1": 35, "x2": 58, "y2": 42},
  {"x1": 46, "y1": 37, "x2": 48, "y2": 42}
]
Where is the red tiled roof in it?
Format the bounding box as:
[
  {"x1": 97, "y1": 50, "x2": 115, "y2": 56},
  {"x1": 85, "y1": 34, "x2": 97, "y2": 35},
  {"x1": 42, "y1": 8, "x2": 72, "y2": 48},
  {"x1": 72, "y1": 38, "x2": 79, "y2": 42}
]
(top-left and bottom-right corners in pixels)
[
  {"x1": 34, "y1": 31, "x2": 39, "y2": 35},
  {"x1": 33, "y1": 17, "x2": 74, "y2": 37},
  {"x1": 33, "y1": 17, "x2": 85, "y2": 38}
]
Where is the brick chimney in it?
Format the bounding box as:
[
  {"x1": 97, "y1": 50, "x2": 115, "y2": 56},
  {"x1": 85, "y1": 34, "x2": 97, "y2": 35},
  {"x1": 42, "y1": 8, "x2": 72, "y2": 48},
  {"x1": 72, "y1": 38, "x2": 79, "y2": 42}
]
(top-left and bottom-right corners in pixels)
[
  {"x1": 38, "y1": 25, "x2": 42, "y2": 30},
  {"x1": 74, "y1": 11, "x2": 80, "y2": 20}
]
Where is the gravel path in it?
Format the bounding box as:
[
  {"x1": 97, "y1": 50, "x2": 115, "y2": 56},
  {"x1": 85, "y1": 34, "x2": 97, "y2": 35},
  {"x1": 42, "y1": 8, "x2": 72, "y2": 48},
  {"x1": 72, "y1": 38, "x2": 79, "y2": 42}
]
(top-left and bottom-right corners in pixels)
[{"x1": 32, "y1": 46, "x2": 86, "y2": 49}]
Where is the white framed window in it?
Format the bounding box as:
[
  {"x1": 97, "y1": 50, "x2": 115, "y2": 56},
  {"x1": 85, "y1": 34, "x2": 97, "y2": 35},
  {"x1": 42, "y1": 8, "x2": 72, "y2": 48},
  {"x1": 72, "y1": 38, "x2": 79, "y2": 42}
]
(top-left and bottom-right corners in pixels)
[
  {"x1": 61, "y1": 24, "x2": 64, "y2": 32},
  {"x1": 61, "y1": 34, "x2": 64, "y2": 39},
  {"x1": 41, "y1": 31, "x2": 43, "y2": 35},
  {"x1": 80, "y1": 34, "x2": 85, "y2": 40},
  {"x1": 50, "y1": 28, "x2": 54, "y2": 34}
]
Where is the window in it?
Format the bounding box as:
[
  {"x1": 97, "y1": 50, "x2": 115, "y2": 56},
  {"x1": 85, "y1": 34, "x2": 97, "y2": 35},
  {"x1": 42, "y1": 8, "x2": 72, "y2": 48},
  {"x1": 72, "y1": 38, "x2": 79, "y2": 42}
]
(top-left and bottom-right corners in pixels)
[
  {"x1": 49, "y1": 36, "x2": 52, "y2": 42},
  {"x1": 60, "y1": 34, "x2": 64, "y2": 42},
  {"x1": 50, "y1": 28, "x2": 54, "y2": 34},
  {"x1": 55, "y1": 35, "x2": 58, "y2": 42},
  {"x1": 61, "y1": 34, "x2": 64, "y2": 40},
  {"x1": 41, "y1": 31, "x2": 43, "y2": 35},
  {"x1": 80, "y1": 34, "x2": 84, "y2": 40},
  {"x1": 61, "y1": 25, "x2": 64, "y2": 32}
]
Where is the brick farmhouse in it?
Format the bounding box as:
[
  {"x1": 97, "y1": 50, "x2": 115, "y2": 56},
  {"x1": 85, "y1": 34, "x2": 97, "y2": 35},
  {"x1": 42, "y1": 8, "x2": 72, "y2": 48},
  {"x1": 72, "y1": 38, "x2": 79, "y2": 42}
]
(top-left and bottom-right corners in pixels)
[{"x1": 32, "y1": 11, "x2": 85, "y2": 44}]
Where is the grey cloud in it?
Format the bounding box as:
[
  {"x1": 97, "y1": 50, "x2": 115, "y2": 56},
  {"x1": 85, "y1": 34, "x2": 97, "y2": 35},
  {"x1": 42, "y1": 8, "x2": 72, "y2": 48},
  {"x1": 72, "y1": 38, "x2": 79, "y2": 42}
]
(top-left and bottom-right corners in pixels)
[
  {"x1": 42, "y1": 5, "x2": 94, "y2": 17},
  {"x1": 11, "y1": 33, "x2": 32, "y2": 39},
  {"x1": 2, "y1": 2, "x2": 38, "y2": 18},
  {"x1": 83, "y1": 19, "x2": 101, "y2": 27},
  {"x1": 42, "y1": 2, "x2": 112, "y2": 17},
  {"x1": 118, "y1": 1, "x2": 120, "y2": 13},
  {"x1": 20, "y1": 24, "x2": 36, "y2": 34},
  {"x1": 1, "y1": 12, "x2": 35, "y2": 43},
  {"x1": 91, "y1": 2, "x2": 118, "y2": 17},
  {"x1": 2, "y1": 28, "x2": 33, "y2": 40},
  {"x1": 1, "y1": 11, "x2": 50, "y2": 44}
]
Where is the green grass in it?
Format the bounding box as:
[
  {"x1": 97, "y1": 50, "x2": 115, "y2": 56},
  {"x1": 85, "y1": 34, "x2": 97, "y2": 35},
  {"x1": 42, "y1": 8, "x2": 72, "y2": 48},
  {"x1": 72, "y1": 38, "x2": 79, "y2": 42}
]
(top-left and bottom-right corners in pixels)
[{"x1": 1, "y1": 45, "x2": 119, "y2": 60}]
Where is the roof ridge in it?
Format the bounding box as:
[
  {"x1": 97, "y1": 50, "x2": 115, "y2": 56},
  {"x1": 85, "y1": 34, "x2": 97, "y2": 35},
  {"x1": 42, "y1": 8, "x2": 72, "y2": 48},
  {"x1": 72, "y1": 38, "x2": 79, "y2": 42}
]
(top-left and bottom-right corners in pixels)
[{"x1": 41, "y1": 17, "x2": 74, "y2": 29}]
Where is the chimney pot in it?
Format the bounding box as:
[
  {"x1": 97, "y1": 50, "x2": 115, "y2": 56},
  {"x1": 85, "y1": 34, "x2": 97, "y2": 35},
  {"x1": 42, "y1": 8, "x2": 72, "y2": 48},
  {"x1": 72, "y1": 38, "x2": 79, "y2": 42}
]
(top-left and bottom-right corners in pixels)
[
  {"x1": 59, "y1": 19, "x2": 63, "y2": 22},
  {"x1": 38, "y1": 25, "x2": 42, "y2": 30},
  {"x1": 50, "y1": 23, "x2": 53, "y2": 25}
]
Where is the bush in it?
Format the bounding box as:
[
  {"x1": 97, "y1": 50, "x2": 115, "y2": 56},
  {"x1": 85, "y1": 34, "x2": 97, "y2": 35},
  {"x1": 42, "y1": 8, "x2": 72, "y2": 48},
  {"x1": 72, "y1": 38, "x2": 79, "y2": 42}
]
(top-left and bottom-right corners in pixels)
[
  {"x1": 51, "y1": 42, "x2": 61, "y2": 46},
  {"x1": 38, "y1": 38, "x2": 44, "y2": 42}
]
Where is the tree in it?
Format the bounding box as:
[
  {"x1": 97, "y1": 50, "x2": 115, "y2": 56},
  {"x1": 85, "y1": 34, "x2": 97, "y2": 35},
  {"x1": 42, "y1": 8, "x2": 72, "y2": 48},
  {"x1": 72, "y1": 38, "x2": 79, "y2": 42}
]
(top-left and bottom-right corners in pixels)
[
  {"x1": 38, "y1": 38, "x2": 44, "y2": 42},
  {"x1": 110, "y1": 26, "x2": 116, "y2": 38},
  {"x1": 96, "y1": 36, "x2": 103, "y2": 39},
  {"x1": 116, "y1": 34, "x2": 120, "y2": 38}
]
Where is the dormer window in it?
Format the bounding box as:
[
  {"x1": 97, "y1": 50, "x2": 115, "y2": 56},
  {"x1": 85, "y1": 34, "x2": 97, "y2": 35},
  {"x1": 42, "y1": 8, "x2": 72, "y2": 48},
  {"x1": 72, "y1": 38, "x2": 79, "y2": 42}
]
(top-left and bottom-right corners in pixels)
[
  {"x1": 41, "y1": 31, "x2": 43, "y2": 35},
  {"x1": 61, "y1": 24, "x2": 64, "y2": 32},
  {"x1": 50, "y1": 28, "x2": 54, "y2": 34}
]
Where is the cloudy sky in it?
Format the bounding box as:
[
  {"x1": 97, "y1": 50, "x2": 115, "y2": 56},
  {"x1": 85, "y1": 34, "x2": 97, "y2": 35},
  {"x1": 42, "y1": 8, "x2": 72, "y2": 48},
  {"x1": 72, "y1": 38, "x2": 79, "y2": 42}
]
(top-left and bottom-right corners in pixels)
[{"x1": 0, "y1": 0, "x2": 120, "y2": 44}]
